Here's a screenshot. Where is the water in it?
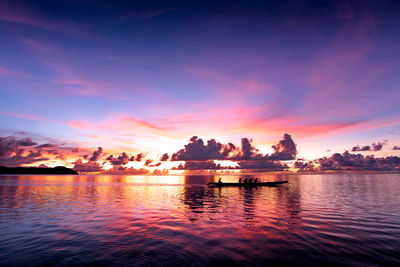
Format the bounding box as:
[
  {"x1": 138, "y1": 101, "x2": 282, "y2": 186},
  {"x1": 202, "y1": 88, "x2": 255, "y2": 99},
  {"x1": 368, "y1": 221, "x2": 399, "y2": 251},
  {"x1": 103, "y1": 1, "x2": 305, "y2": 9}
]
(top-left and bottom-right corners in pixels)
[{"x1": 0, "y1": 174, "x2": 399, "y2": 266}]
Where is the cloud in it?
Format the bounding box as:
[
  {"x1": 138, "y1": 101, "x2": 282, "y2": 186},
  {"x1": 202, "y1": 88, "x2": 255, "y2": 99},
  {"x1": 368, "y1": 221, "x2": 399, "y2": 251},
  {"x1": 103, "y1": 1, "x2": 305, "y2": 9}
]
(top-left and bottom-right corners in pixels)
[
  {"x1": 352, "y1": 145, "x2": 371, "y2": 152},
  {"x1": 236, "y1": 138, "x2": 263, "y2": 160},
  {"x1": 169, "y1": 134, "x2": 295, "y2": 170},
  {"x1": 136, "y1": 153, "x2": 145, "y2": 161},
  {"x1": 160, "y1": 153, "x2": 169, "y2": 161},
  {"x1": 393, "y1": 146, "x2": 400, "y2": 150},
  {"x1": 0, "y1": 135, "x2": 76, "y2": 166},
  {"x1": 72, "y1": 159, "x2": 103, "y2": 173},
  {"x1": 0, "y1": 65, "x2": 10, "y2": 77},
  {"x1": 130, "y1": 153, "x2": 145, "y2": 161},
  {"x1": 294, "y1": 160, "x2": 315, "y2": 172},
  {"x1": 1, "y1": 112, "x2": 51, "y2": 122},
  {"x1": 13, "y1": 150, "x2": 48, "y2": 165},
  {"x1": 0, "y1": 66, "x2": 29, "y2": 78},
  {"x1": 0, "y1": 147, "x2": 48, "y2": 167},
  {"x1": 149, "y1": 162, "x2": 161, "y2": 167},
  {"x1": 317, "y1": 151, "x2": 400, "y2": 171},
  {"x1": 35, "y1": 143, "x2": 58, "y2": 148},
  {"x1": 89, "y1": 147, "x2": 103, "y2": 161},
  {"x1": 173, "y1": 159, "x2": 288, "y2": 171},
  {"x1": 101, "y1": 167, "x2": 151, "y2": 175},
  {"x1": 14, "y1": 131, "x2": 27, "y2": 135},
  {"x1": 1, "y1": 133, "x2": 297, "y2": 170},
  {"x1": 173, "y1": 161, "x2": 224, "y2": 170},
  {"x1": 351, "y1": 141, "x2": 386, "y2": 152},
  {"x1": 236, "y1": 161, "x2": 288, "y2": 171},
  {"x1": 266, "y1": 133, "x2": 297, "y2": 160},
  {"x1": 0, "y1": 136, "x2": 37, "y2": 157},
  {"x1": 117, "y1": 7, "x2": 178, "y2": 19},
  {"x1": 66, "y1": 116, "x2": 165, "y2": 133},
  {"x1": 45, "y1": 149, "x2": 60, "y2": 155},
  {"x1": 0, "y1": 1, "x2": 81, "y2": 32},
  {"x1": 21, "y1": 38, "x2": 57, "y2": 53},
  {"x1": 230, "y1": 134, "x2": 297, "y2": 161},
  {"x1": 171, "y1": 136, "x2": 235, "y2": 161},
  {"x1": 372, "y1": 141, "x2": 386, "y2": 151},
  {"x1": 171, "y1": 133, "x2": 297, "y2": 162},
  {"x1": 55, "y1": 152, "x2": 65, "y2": 160},
  {"x1": 106, "y1": 152, "x2": 129, "y2": 165},
  {"x1": 16, "y1": 137, "x2": 37, "y2": 147},
  {"x1": 143, "y1": 159, "x2": 161, "y2": 167}
]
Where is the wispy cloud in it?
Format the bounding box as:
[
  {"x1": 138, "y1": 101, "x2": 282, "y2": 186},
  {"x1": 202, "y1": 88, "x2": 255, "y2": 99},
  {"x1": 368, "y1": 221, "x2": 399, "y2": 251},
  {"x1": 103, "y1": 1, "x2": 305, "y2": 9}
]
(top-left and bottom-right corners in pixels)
[
  {"x1": 67, "y1": 116, "x2": 166, "y2": 132},
  {"x1": 117, "y1": 7, "x2": 178, "y2": 20},
  {"x1": 0, "y1": 112, "x2": 53, "y2": 122},
  {"x1": 0, "y1": 1, "x2": 84, "y2": 33},
  {"x1": 0, "y1": 65, "x2": 29, "y2": 78},
  {"x1": 21, "y1": 38, "x2": 57, "y2": 53}
]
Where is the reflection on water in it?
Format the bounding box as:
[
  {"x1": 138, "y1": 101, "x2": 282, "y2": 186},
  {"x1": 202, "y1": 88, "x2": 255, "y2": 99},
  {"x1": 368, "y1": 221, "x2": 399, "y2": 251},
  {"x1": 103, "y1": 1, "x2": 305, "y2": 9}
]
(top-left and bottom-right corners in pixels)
[{"x1": 0, "y1": 174, "x2": 400, "y2": 266}]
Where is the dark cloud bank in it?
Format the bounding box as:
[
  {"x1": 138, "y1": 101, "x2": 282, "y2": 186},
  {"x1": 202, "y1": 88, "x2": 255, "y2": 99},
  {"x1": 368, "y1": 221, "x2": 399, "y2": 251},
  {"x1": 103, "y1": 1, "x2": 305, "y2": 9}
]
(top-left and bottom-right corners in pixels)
[
  {"x1": 73, "y1": 133, "x2": 297, "y2": 172},
  {"x1": 171, "y1": 133, "x2": 297, "y2": 161},
  {"x1": 170, "y1": 133, "x2": 296, "y2": 171},
  {"x1": 296, "y1": 151, "x2": 400, "y2": 172},
  {"x1": 71, "y1": 134, "x2": 400, "y2": 172},
  {"x1": 2, "y1": 134, "x2": 400, "y2": 173}
]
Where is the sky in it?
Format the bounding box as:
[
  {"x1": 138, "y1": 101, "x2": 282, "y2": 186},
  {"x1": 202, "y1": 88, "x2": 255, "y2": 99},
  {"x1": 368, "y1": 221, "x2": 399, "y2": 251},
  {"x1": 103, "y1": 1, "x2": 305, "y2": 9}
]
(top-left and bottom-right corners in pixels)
[{"x1": 0, "y1": 0, "x2": 400, "y2": 172}]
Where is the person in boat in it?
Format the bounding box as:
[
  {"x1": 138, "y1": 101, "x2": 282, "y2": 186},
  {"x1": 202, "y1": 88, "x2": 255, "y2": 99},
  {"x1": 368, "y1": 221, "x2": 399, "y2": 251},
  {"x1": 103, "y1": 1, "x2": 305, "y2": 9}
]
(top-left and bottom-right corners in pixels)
[
  {"x1": 218, "y1": 178, "x2": 222, "y2": 184},
  {"x1": 254, "y1": 178, "x2": 258, "y2": 184},
  {"x1": 248, "y1": 178, "x2": 253, "y2": 184},
  {"x1": 239, "y1": 177, "x2": 242, "y2": 184},
  {"x1": 244, "y1": 178, "x2": 248, "y2": 184}
]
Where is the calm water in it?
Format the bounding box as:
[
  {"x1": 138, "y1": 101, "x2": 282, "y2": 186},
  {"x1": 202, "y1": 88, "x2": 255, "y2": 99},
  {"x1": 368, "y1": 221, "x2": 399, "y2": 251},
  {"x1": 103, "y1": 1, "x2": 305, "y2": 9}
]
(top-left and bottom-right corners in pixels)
[{"x1": 0, "y1": 174, "x2": 400, "y2": 266}]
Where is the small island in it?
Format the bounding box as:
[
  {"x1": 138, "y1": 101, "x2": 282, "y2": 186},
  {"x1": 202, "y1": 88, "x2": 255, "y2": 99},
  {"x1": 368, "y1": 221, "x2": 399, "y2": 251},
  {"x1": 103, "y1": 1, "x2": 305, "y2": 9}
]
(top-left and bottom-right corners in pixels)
[{"x1": 0, "y1": 166, "x2": 78, "y2": 175}]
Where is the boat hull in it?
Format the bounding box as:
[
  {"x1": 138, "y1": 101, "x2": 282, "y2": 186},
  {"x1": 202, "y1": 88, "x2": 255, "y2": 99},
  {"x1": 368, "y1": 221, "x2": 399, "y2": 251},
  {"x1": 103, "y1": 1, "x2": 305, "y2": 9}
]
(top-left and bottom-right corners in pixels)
[{"x1": 208, "y1": 181, "x2": 288, "y2": 187}]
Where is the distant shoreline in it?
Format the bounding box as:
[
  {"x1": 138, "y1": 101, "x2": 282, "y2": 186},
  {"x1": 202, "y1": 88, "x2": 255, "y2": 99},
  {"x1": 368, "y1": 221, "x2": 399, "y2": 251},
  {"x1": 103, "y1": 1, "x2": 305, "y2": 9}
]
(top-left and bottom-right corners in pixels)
[
  {"x1": 0, "y1": 166, "x2": 78, "y2": 175},
  {"x1": 1, "y1": 166, "x2": 399, "y2": 176}
]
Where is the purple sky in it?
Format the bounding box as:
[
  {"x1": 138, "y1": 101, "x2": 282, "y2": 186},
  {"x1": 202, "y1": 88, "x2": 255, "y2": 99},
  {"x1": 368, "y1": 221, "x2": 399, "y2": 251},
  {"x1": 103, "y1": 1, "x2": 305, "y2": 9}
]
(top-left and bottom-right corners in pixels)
[{"x1": 0, "y1": 0, "x2": 400, "y2": 169}]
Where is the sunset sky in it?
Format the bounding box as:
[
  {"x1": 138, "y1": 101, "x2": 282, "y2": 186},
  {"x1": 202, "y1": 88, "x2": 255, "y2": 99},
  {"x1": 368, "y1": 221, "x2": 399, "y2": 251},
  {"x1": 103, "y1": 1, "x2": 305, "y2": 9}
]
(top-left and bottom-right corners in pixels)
[{"x1": 1, "y1": 0, "x2": 400, "y2": 171}]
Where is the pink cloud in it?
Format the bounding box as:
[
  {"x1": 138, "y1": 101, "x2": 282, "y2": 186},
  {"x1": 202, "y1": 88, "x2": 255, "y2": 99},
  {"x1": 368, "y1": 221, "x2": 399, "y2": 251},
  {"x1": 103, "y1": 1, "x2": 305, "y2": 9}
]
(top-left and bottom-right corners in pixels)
[
  {"x1": 0, "y1": 2, "x2": 80, "y2": 32},
  {"x1": 21, "y1": 38, "x2": 57, "y2": 53},
  {"x1": 184, "y1": 66, "x2": 274, "y2": 97},
  {"x1": 44, "y1": 61, "x2": 160, "y2": 100},
  {"x1": 302, "y1": 12, "x2": 394, "y2": 119},
  {"x1": 67, "y1": 116, "x2": 166, "y2": 132},
  {"x1": 0, "y1": 65, "x2": 29, "y2": 78},
  {"x1": 117, "y1": 7, "x2": 178, "y2": 19},
  {"x1": 0, "y1": 112, "x2": 52, "y2": 122},
  {"x1": 0, "y1": 66, "x2": 10, "y2": 77}
]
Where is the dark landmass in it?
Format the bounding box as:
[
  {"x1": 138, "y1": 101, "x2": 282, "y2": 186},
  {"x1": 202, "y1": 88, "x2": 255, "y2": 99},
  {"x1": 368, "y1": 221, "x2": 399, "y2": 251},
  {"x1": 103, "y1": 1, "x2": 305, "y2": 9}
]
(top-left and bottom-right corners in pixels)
[{"x1": 0, "y1": 166, "x2": 78, "y2": 175}]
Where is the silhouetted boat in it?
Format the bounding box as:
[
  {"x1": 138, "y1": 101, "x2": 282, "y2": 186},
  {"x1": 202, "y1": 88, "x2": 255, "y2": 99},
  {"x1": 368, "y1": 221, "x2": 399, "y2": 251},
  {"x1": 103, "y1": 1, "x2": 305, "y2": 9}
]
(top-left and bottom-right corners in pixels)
[{"x1": 207, "y1": 181, "x2": 288, "y2": 187}]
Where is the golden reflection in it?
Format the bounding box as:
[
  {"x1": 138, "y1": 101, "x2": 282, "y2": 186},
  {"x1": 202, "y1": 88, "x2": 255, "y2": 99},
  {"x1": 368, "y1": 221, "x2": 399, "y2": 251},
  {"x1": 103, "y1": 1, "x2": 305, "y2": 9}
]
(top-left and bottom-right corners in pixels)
[{"x1": 0, "y1": 174, "x2": 302, "y2": 229}]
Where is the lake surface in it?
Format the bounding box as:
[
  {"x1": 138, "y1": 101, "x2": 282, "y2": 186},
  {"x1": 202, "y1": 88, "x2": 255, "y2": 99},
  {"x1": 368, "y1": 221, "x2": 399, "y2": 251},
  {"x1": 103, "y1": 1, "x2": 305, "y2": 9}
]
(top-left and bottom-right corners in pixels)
[{"x1": 1, "y1": 174, "x2": 400, "y2": 266}]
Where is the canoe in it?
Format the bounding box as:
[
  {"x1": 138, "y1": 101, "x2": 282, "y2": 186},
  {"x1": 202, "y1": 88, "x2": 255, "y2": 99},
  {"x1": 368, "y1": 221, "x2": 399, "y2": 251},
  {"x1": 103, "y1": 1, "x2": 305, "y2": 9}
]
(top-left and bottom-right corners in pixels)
[{"x1": 207, "y1": 181, "x2": 288, "y2": 187}]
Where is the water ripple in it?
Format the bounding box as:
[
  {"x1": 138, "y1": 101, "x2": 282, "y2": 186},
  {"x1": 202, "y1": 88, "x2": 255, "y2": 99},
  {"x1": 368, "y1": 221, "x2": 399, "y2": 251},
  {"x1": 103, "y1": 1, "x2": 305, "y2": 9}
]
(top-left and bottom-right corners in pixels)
[{"x1": 0, "y1": 174, "x2": 400, "y2": 266}]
